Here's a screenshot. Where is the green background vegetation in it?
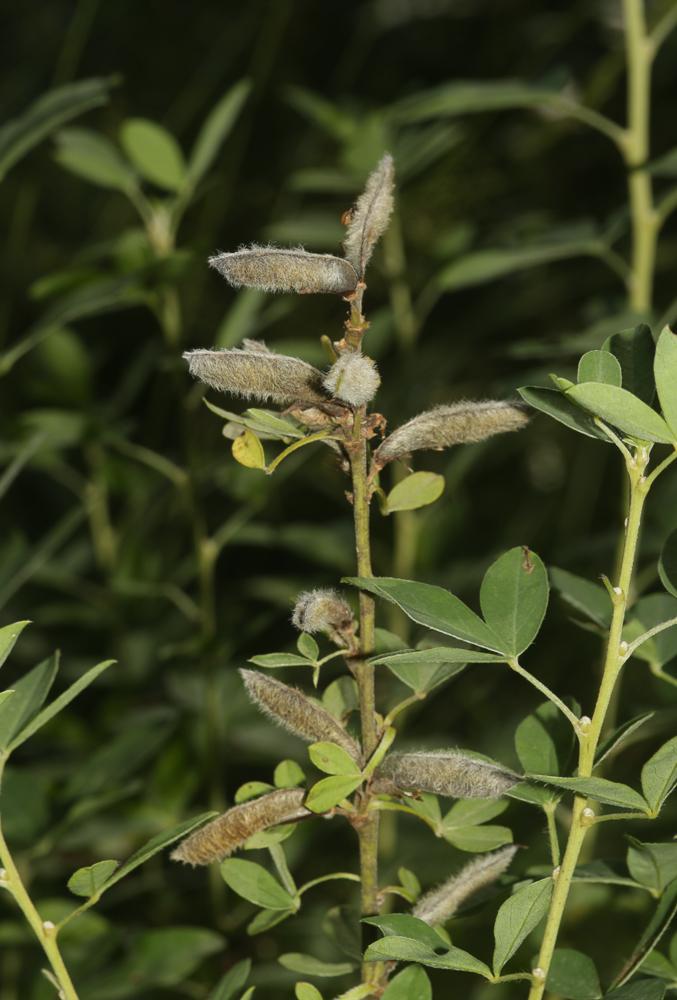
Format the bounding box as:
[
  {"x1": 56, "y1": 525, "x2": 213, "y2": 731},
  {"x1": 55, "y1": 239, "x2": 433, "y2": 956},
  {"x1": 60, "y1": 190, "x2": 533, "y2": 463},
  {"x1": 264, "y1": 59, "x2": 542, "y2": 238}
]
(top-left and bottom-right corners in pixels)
[{"x1": 1, "y1": 1, "x2": 677, "y2": 997}]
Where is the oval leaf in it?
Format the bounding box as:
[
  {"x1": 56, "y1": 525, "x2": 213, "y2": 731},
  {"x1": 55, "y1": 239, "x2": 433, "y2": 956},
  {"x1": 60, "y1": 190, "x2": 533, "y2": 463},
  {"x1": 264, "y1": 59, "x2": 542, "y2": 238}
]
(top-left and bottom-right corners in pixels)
[
  {"x1": 528, "y1": 774, "x2": 649, "y2": 811},
  {"x1": 67, "y1": 859, "x2": 119, "y2": 898},
  {"x1": 208, "y1": 959, "x2": 252, "y2": 1000},
  {"x1": 565, "y1": 383, "x2": 673, "y2": 444},
  {"x1": 278, "y1": 954, "x2": 353, "y2": 977},
  {"x1": 0, "y1": 621, "x2": 30, "y2": 670},
  {"x1": 365, "y1": 935, "x2": 491, "y2": 976},
  {"x1": 384, "y1": 472, "x2": 445, "y2": 514},
  {"x1": 492, "y1": 877, "x2": 553, "y2": 973},
  {"x1": 641, "y1": 735, "x2": 677, "y2": 813},
  {"x1": 654, "y1": 327, "x2": 677, "y2": 437},
  {"x1": 479, "y1": 547, "x2": 549, "y2": 656},
  {"x1": 382, "y1": 966, "x2": 432, "y2": 1000},
  {"x1": 603, "y1": 324, "x2": 655, "y2": 404},
  {"x1": 305, "y1": 774, "x2": 362, "y2": 813},
  {"x1": 518, "y1": 386, "x2": 609, "y2": 441},
  {"x1": 308, "y1": 742, "x2": 361, "y2": 777},
  {"x1": 578, "y1": 350, "x2": 622, "y2": 387},
  {"x1": 120, "y1": 118, "x2": 186, "y2": 191},
  {"x1": 0, "y1": 653, "x2": 59, "y2": 751},
  {"x1": 232, "y1": 429, "x2": 266, "y2": 469},
  {"x1": 545, "y1": 948, "x2": 602, "y2": 1000},
  {"x1": 221, "y1": 858, "x2": 296, "y2": 910}
]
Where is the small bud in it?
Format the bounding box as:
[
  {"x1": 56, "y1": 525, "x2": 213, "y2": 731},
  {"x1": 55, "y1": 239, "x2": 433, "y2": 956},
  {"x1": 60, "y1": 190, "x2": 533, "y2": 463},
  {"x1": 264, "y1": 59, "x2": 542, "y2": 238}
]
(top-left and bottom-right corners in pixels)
[
  {"x1": 343, "y1": 154, "x2": 395, "y2": 277},
  {"x1": 292, "y1": 589, "x2": 355, "y2": 638},
  {"x1": 413, "y1": 845, "x2": 518, "y2": 926},
  {"x1": 619, "y1": 641, "x2": 629, "y2": 654},
  {"x1": 373, "y1": 401, "x2": 529, "y2": 468},
  {"x1": 323, "y1": 352, "x2": 380, "y2": 407},
  {"x1": 376, "y1": 750, "x2": 519, "y2": 799},
  {"x1": 582, "y1": 807, "x2": 595, "y2": 819},
  {"x1": 533, "y1": 968, "x2": 546, "y2": 981},
  {"x1": 209, "y1": 245, "x2": 358, "y2": 295},
  {"x1": 552, "y1": 865, "x2": 561, "y2": 879},
  {"x1": 240, "y1": 669, "x2": 360, "y2": 760},
  {"x1": 171, "y1": 788, "x2": 309, "y2": 866},
  {"x1": 183, "y1": 348, "x2": 327, "y2": 406},
  {"x1": 42, "y1": 921, "x2": 56, "y2": 932}
]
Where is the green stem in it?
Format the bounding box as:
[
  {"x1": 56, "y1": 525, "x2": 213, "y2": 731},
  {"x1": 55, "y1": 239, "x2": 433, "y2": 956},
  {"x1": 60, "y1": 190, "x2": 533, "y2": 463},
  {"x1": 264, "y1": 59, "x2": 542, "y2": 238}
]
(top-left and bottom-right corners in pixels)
[
  {"x1": 527, "y1": 453, "x2": 649, "y2": 1000},
  {"x1": 0, "y1": 762, "x2": 80, "y2": 999},
  {"x1": 623, "y1": 0, "x2": 657, "y2": 313}
]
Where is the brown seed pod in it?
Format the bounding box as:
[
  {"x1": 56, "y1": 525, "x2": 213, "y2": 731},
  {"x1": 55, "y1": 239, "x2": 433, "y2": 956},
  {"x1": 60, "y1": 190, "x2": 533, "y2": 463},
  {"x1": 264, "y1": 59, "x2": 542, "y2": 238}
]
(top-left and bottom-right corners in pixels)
[
  {"x1": 171, "y1": 788, "x2": 309, "y2": 866},
  {"x1": 373, "y1": 401, "x2": 529, "y2": 468},
  {"x1": 209, "y1": 245, "x2": 359, "y2": 295},
  {"x1": 343, "y1": 154, "x2": 395, "y2": 277},
  {"x1": 375, "y1": 750, "x2": 519, "y2": 799},
  {"x1": 240, "y1": 669, "x2": 360, "y2": 760},
  {"x1": 183, "y1": 348, "x2": 327, "y2": 406},
  {"x1": 413, "y1": 845, "x2": 519, "y2": 926}
]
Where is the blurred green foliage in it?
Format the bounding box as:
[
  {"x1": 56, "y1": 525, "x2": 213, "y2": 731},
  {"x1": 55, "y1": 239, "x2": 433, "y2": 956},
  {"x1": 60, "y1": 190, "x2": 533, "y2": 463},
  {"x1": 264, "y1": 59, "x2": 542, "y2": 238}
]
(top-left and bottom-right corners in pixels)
[{"x1": 2, "y1": 1, "x2": 677, "y2": 997}]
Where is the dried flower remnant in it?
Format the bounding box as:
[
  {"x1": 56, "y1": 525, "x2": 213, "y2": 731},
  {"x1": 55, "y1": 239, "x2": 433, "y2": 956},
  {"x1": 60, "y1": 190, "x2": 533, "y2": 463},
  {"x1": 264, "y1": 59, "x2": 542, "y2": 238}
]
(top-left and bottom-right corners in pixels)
[
  {"x1": 373, "y1": 400, "x2": 529, "y2": 468},
  {"x1": 292, "y1": 588, "x2": 355, "y2": 640},
  {"x1": 376, "y1": 750, "x2": 519, "y2": 798},
  {"x1": 240, "y1": 669, "x2": 360, "y2": 760},
  {"x1": 343, "y1": 153, "x2": 395, "y2": 277},
  {"x1": 413, "y1": 845, "x2": 519, "y2": 926},
  {"x1": 323, "y1": 352, "x2": 381, "y2": 407},
  {"x1": 171, "y1": 788, "x2": 309, "y2": 866},
  {"x1": 209, "y1": 245, "x2": 359, "y2": 295},
  {"x1": 183, "y1": 348, "x2": 327, "y2": 406}
]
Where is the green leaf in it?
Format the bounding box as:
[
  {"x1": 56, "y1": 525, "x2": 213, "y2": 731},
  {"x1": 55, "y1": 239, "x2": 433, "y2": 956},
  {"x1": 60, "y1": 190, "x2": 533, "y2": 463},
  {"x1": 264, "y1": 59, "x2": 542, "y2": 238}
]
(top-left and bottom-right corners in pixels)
[
  {"x1": 119, "y1": 118, "x2": 186, "y2": 191},
  {"x1": 603, "y1": 324, "x2": 656, "y2": 405},
  {"x1": 8, "y1": 658, "x2": 114, "y2": 751},
  {"x1": 443, "y1": 824, "x2": 513, "y2": 852},
  {"x1": 578, "y1": 350, "x2": 622, "y2": 387},
  {"x1": 365, "y1": 936, "x2": 492, "y2": 976},
  {"x1": 398, "y1": 866, "x2": 422, "y2": 899},
  {"x1": 308, "y1": 742, "x2": 361, "y2": 777},
  {"x1": 387, "y1": 79, "x2": 582, "y2": 123},
  {"x1": 297, "y1": 633, "x2": 319, "y2": 660},
  {"x1": 381, "y1": 966, "x2": 432, "y2": 1000},
  {"x1": 572, "y1": 861, "x2": 644, "y2": 890},
  {"x1": 641, "y1": 736, "x2": 677, "y2": 813},
  {"x1": 67, "y1": 860, "x2": 119, "y2": 898},
  {"x1": 221, "y1": 858, "x2": 297, "y2": 910},
  {"x1": 278, "y1": 954, "x2": 353, "y2": 977},
  {"x1": 0, "y1": 691, "x2": 14, "y2": 709},
  {"x1": 343, "y1": 577, "x2": 502, "y2": 651},
  {"x1": 518, "y1": 386, "x2": 610, "y2": 441},
  {"x1": 232, "y1": 428, "x2": 266, "y2": 469},
  {"x1": 433, "y1": 241, "x2": 598, "y2": 293},
  {"x1": 605, "y1": 982, "x2": 666, "y2": 1000},
  {"x1": 550, "y1": 568, "x2": 612, "y2": 628},
  {"x1": 0, "y1": 77, "x2": 113, "y2": 181},
  {"x1": 659, "y1": 530, "x2": 677, "y2": 599},
  {"x1": 274, "y1": 760, "x2": 305, "y2": 788},
  {"x1": 565, "y1": 384, "x2": 673, "y2": 444},
  {"x1": 235, "y1": 781, "x2": 275, "y2": 803},
  {"x1": 595, "y1": 712, "x2": 655, "y2": 767},
  {"x1": 611, "y1": 879, "x2": 677, "y2": 988},
  {"x1": 378, "y1": 657, "x2": 467, "y2": 693},
  {"x1": 528, "y1": 774, "x2": 649, "y2": 811},
  {"x1": 492, "y1": 877, "x2": 553, "y2": 974},
  {"x1": 371, "y1": 646, "x2": 504, "y2": 667},
  {"x1": 479, "y1": 547, "x2": 549, "y2": 656},
  {"x1": 305, "y1": 774, "x2": 362, "y2": 813},
  {"x1": 626, "y1": 841, "x2": 677, "y2": 894},
  {"x1": 322, "y1": 677, "x2": 359, "y2": 720},
  {"x1": 248, "y1": 653, "x2": 311, "y2": 668},
  {"x1": 188, "y1": 80, "x2": 251, "y2": 187},
  {"x1": 208, "y1": 959, "x2": 252, "y2": 1000},
  {"x1": 247, "y1": 907, "x2": 295, "y2": 936},
  {"x1": 444, "y1": 798, "x2": 507, "y2": 826},
  {"x1": 544, "y1": 949, "x2": 602, "y2": 999},
  {"x1": 0, "y1": 653, "x2": 59, "y2": 751},
  {"x1": 383, "y1": 472, "x2": 445, "y2": 514},
  {"x1": 363, "y1": 914, "x2": 449, "y2": 950},
  {"x1": 54, "y1": 128, "x2": 137, "y2": 191},
  {"x1": 655, "y1": 327, "x2": 677, "y2": 438},
  {"x1": 515, "y1": 700, "x2": 575, "y2": 776},
  {"x1": 99, "y1": 812, "x2": 217, "y2": 893},
  {"x1": 0, "y1": 621, "x2": 30, "y2": 670},
  {"x1": 628, "y1": 594, "x2": 677, "y2": 668},
  {"x1": 295, "y1": 984, "x2": 323, "y2": 1000}
]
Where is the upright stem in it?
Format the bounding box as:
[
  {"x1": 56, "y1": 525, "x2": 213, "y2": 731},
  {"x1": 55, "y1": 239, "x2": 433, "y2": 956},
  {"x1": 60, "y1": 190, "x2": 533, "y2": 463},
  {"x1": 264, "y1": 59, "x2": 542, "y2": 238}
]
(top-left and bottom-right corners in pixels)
[
  {"x1": 527, "y1": 453, "x2": 649, "y2": 1000},
  {"x1": 0, "y1": 762, "x2": 80, "y2": 1000},
  {"x1": 623, "y1": 0, "x2": 656, "y2": 313}
]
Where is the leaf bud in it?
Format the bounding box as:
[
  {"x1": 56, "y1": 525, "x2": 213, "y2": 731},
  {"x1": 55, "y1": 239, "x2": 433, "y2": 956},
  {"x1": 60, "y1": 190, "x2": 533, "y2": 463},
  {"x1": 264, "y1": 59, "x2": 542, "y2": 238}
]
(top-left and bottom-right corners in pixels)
[
  {"x1": 343, "y1": 154, "x2": 395, "y2": 277},
  {"x1": 292, "y1": 588, "x2": 357, "y2": 648},
  {"x1": 323, "y1": 352, "x2": 380, "y2": 407}
]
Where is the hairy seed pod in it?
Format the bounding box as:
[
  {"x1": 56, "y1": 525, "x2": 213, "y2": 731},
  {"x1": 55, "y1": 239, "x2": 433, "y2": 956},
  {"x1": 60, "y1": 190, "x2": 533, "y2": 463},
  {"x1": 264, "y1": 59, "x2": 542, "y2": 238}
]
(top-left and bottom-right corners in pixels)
[
  {"x1": 373, "y1": 401, "x2": 529, "y2": 468},
  {"x1": 323, "y1": 352, "x2": 381, "y2": 407},
  {"x1": 343, "y1": 154, "x2": 395, "y2": 276},
  {"x1": 376, "y1": 751, "x2": 518, "y2": 799},
  {"x1": 209, "y1": 245, "x2": 359, "y2": 295},
  {"x1": 241, "y1": 669, "x2": 360, "y2": 759},
  {"x1": 240, "y1": 338, "x2": 271, "y2": 353},
  {"x1": 413, "y1": 845, "x2": 519, "y2": 926},
  {"x1": 183, "y1": 348, "x2": 327, "y2": 406},
  {"x1": 171, "y1": 788, "x2": 309, "y2": 866},
  {"x1": 292, "y1": 588, "x2": 355, "y2": 635}
]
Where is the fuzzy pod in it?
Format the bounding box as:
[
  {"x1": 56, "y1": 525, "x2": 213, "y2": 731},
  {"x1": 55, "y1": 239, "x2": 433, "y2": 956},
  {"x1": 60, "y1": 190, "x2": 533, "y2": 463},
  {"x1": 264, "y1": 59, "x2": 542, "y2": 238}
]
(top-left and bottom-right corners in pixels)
[
  {"x1": 413, "y1": 845, "x2": 519, "y2": 926},
  {"x1": 171, "y1": 788, "x2": 309, "y2": 866},
  {"x1": 240, "y1": 669, "x2": 360, "y2": 759},
  {"x1": 376, "y1": 751, "x2": 519, "y2": 799},
  {"x1": 209, "y1": 245, "x2": 359, "y2": 295},
  {"x1": 373, "y1": 400, "x2": 529, "y2": 468},
  {"x1": 183, "y1": 348, "x2": 327, "y2": 406},
  {"x1": 323, "y1": 352, "x2": 381, "y2": 407},
  {"x1": 291, "y1": 588, "x2": 355, "y2": 636},
  {"x1": 343, "y1": 153, "x2": 395, "y2": 276}
]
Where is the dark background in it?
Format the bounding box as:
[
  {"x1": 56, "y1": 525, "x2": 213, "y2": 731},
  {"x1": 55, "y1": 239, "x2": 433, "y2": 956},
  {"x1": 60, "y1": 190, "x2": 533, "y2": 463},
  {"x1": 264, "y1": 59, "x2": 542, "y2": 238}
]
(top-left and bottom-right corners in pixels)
[{"x1": 1, "y1": 1, "x2": 677, "y2": 997}]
